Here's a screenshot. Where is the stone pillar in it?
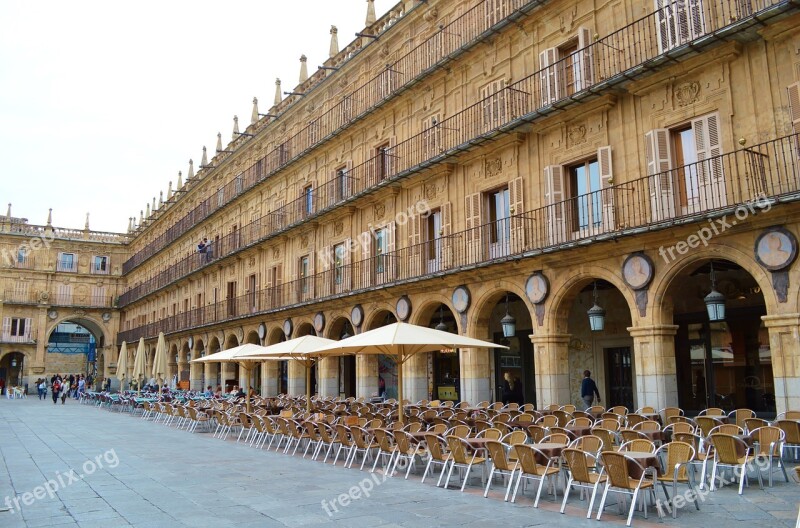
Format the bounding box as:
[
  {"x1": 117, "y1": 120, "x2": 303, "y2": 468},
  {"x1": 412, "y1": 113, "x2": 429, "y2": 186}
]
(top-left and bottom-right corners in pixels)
[
  {"x1": 763, "y1": 314, "x2": 800, "y2": 414},
  {"x1": 356, "y1": 355, "x2": 378, "y2": 399},
  {"x1": 627, "y1": 325, "x2": 679, "y2": 411},
  {"x1": 262, "y1": 362, "x2": 279, "y2": 396},
  {"x1": 317, "y1": 357, "x2": 338, "y2": 397},
  {"x1": 287, "y1": 360, "x2": 306, "y2": 396},
  {"x1": 403, "y1": 353, "x2": 428, "y2": 403},
  {"x1": 460, "y1": 348, "x2": 492, "y2": 406},
  {"x1": 204, "y1": 362, "x2": 217, "y2": 389},
  {"x1": 531, "y1": 333, "x2": 571, "y2": 407},
  {"x1": 221, "y1": 362, "x2": 237, "y2": 388},
  {"x1": 190, "y1": 359, "x2": 204, "y2": 391}
]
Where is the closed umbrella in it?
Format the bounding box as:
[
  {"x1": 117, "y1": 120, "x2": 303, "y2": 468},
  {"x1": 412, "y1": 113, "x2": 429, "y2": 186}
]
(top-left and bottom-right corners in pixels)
[
  {"x1": 311, "y1": 322, "x2": 507, "y2": 424},
  {"x1": 191, "y1": 343, "x2": 270, "y2": 413},
  {"x1": 131, "y1": 337, "x2": 147, "y2": 395},
  {"x1": 151, "y1": 332, "x2": 169, "y2": 395},
  {"x1": 116, "y1": 341, "x2": 128, "y2": 390},
  {"x1": 237, "y1": 335, "x2": 338, "y2": 413}
]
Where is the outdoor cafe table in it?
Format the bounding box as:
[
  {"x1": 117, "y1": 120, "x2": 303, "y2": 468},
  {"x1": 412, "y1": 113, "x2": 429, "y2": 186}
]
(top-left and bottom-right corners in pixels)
[
  {"x1": 532, "y1": 442, "x2": 567, "y2": 464},
  {"x1": 500, "y1": 420, "x2": 536, "y2": 430},
  {"x1": 564, "y1": 426, "x2": 593, "y2": 438},
  {"x1": 624, "y1": 451, "x2": 663, "y2": 479},
  {"x1": 640, "y1": 413, "x2": 662, "y2": 424},
  {"x1": 637, "y1": 430, "x2": 665, "y2": 443}
]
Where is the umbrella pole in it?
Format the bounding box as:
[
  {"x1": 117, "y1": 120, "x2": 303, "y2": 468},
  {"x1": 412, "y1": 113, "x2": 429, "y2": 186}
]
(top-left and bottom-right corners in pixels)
[
  {"x1": 306, "y1": 362, "x2": 311, "y2": 414},
  {"x1": 397, "y1": 357, "x2": 404, "y2": 426},
  {"x1": 245, "y1": 365, "x2": 251, "y2": 413}
]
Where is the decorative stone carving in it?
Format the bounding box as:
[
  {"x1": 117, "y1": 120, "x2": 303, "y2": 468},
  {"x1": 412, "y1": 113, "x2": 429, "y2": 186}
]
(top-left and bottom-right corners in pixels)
[
  {"x1": 300, "y1": 234, "x2": 309, "y2": 248},
  {"x1": 374, "y1": 203, "x2": 386, "y2": 219},
  {"x1": 675, "y1": 82, "x2": 701, "y2": 107},
  {"x1": 272, "y1": 247, "x2": 281, "y2": 259},
  {"x1": 334, "y1": 221, "x2": 344, "y2": 236},
  {"x1": 249, "y1": 257, "x2": 256, "y2": 267},
  {"x1": 567, "y1": 125, "x2": 587, "y2": 146},
  {"x1": 424, "y1": 182, "x2": 439, "y2": 200},
  {"x1": 485, "y1": 158, "x2": 503, "y2": 178},
  {"x1": 422, "y1": 7, "x2": 438, "y2": 23}
]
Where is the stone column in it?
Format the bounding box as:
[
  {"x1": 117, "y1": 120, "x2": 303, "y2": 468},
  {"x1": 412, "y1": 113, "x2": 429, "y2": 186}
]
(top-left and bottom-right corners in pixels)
[
  {"x1": 460, "y1": 348, "x2": 492, "y2": 406},
  {"x1": 356, "y1": 355, "x2": 378, "y2": 399},
  {"x1": 531, "y1": 333, "x2": 571, "y2": 407},
  {"x1": 261, "y1": 362, "x2": 278, "y2": 396},
  {"x1": 190, "y1": 359, "x2": 203, "y2": 391},
  {"x1": 221, "y1": 362, "x2": 238, "y2": 388},
  {"x1": 317, "y1": 357, "x2": 338, "y2": 398},
  {"x1": 403, "y1": 353, "x2": 428, "y2": 403},
  {"x1": 287, "y1": 360, "x2": 306, "y2": 396},
  {"x1": 627, "y1": 325, "x2": 679, "y2": 411},
  {"x1": 763, "y1": 314, "x2": 800, "y2": 414},
  {"x1": 204, "y1": 362, "x2": 217, "y2": 389}
]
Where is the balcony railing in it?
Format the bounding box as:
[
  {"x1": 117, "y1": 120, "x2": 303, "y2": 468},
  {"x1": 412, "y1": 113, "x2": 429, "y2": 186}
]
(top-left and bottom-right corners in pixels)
[
  {"x1": 51, "y1": 294, "x2": 113, "y2": 308},
  {"x1": 1, "y1": 332, "x2": 35, "y2": 344},
  {"x1": 118, "y1": 131, "x2": 800, "y2": 342},
  {"x1": 121, "y1": 0, "x2": 544, "y2": 275},
  {"x1": 117, "y1": 0, "x2": 798, "y2": 309},
  {"x1": 0, "y1": 222, "x2": 128, "y2": 243},
  {"x1": 3, "y1": 289, "x2": 38, "y2": 304},
  {"x1": 56, "y1": 260, "x2": 77, "y2": 273}
]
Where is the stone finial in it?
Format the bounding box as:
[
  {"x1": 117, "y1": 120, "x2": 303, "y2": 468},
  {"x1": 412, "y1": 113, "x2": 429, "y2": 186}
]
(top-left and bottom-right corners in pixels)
[
  {"x1": 47, "y1": 208, "x2": 52, "y2": 226},
  {"x1": 158, "y1": 191, "x2": 163, "y2": 208},
  {"x1": 146, "y1": 203, "x2": 151, "y2": 218},
  {"x1": 151, "y1": 197, "x2": 156, "y2": 213},
  {"x1": 167, "y1": 181, "x2": 173, "y2": 199},
  {"x1": 365, "y1": 0, "x2": 376, "y2": 26},
  {"x1": 127, "y1": 218, "x2": 132, "y2": 232},
  {"x1": 329, "y1": 26, "x2": 339, "y2": 57},
  {"x1": 216, "y1": 132, "x2": 223, "y2": 152},
  {"x1": 251, "y1": 97, "x2": 259, "y2": 124},
  {"x1": 84, "y1": 212, "x2": 90, "y2": 230},
  {"x1": 201, "y1": 147, "x2": 208, "y2": 167},
  {"x1": 299, "y1": 55, "x2": 309, "y2": 83},
  {"x1": 187, "y1": 159, "x2": 194, "y2": 180},
  {"x1": 6, "y1": 203, "x2": 10, "y2": 218},
  {"x1": 274, "y1": 78, "x2": 282, "y2": 106},
  {"x1": 232, "y1": 115, "x2": 240, "y2": 139},
  {"x1": 140, "y1": 210, "x2": 144, "y2": 225}
]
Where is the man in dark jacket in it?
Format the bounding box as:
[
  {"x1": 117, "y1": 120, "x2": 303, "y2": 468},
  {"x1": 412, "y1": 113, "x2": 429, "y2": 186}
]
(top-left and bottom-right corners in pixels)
[{"x1": 580, "y1": 370, "x2": 601, "y2": 410}]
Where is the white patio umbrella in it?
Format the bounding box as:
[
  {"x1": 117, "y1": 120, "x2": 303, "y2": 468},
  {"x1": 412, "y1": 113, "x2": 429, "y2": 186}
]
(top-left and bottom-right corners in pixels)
[
  {"x1": 191, "y1": 343, "x2": 270, "y2": 412},
  {"x1": 237, "y1": 335, "x2": 338, "y2": 413},
  {"x1": 311, "y1": 322, "x2": 507, "y2": 424},
  {"x1": 151, "y1": 332, "x2": 169, "y2": 395},
  {"x1": 131, "y1": 337, "x2": 147, "y2": 395},
  {"x1": 116, "y1": 341, "x2": 128, "y2": 390}
]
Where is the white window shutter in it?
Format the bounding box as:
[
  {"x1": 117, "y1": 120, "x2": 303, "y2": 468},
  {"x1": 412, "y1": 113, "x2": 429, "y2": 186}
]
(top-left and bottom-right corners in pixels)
[
  {"x1": 787, "y1": 83, "x2": 800, "y2": 160},
  {"x1": 692, "y1": 112, "x2": 727, "y2": 210},
  {"x1": 577, "y1": 27, "x2": 595, "y2": 91},
  {"x1": 654, "y1": 0, "x2": 674, "y2": 53},
  {"x1": 645, "y1": 129, "x2": 676, "y2": 221},
  {"x1": 362, "y1": 229, "x2": 372, "y2": 289},
  {"x1": 544, "y1": 166, "x2": 566, "y2": 244},
  {"x1": 24, "y1": 318, "x2": 32, "y2": 340},
  {"x1": 409, "y1": 212, "x2": 422, "y2": 276},
  {"x1": 465, "y1": 193, "x2": 482, "y2": 263},
  {"x1": 343, "y1": 238, "x2": 352, "y2": 291},
  {"x1": 2, "y1": 317, "x2": 11, "y2": 339},
  {"x1": 598, "y1": 146, "x2": 615, "y2": 232},
  {"x1": 386, "y1": 221, "x2": 397, "y2": 279},
  {"x1": 509, "y1": 177, "x2": 526, "y2": 253},
  {"x1": 539, "y1": 48, "x2": 559, "y2": 106},
  {"x1": 321, "y1": 245, "x2": 331, "y2": 296},
  {"x1": 441, "y1": 202, "x2": 453, "y2": 270}
]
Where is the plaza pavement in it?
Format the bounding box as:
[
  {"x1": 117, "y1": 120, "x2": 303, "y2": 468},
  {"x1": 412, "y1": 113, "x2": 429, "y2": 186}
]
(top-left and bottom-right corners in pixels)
[{"x1": 0, "y1": 396, "x2": 798, "y2": 528}]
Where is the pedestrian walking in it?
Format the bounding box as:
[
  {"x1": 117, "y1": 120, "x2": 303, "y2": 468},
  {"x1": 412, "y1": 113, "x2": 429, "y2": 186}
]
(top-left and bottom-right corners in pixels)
[
  {"x1": 580, "y1": 370, "x2": 601, "y2": 410},
  {"x1": 52, "y1": 378, "x2": 61, "y2": 404}
]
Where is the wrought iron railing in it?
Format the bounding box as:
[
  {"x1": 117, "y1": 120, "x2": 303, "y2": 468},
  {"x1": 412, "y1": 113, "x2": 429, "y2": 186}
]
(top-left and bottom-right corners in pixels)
[
  {"x1": 118, "y1": 131, "x2": 800, "y2": 342},
  {"x1": 117, "y1": 0, "x2": 797, "y2": 308},
  {"x1": 121, "y1": 0, "x2": 544, "y2": 274}
]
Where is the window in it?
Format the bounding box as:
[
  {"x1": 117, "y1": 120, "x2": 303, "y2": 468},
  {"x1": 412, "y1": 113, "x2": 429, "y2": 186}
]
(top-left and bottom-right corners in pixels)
[
  {"x1": 339, "y1": 94, "x2": 353, "y2": 125},
  {"x1": 375, "y1": 142, "x2": 392, "y2": 182},
  {"x1": 423, "y1": 115, "x2": 442, "y2": 157},
  {"x1": 235, "y1": 173, "x2": 244, "y2": 195},
  {"x1": 374, "y1": 228, "x2": 387, "y2": 274},
  {"x1": 231, "y1": 224, "x2": 239, "y2": 249},
  {"x1": 480, "y1": 80, "x2": 507, "y2": 130},
  {"x1": 426, "y1": 209, "x2": 442, "y2": 272},
  {"x1": 487, "y1": 187, "x2": 510, "y2": 258},
  {"x1": 217, "y1": 188, "x2": 224, "y2": 207},
  {"x1": 16, "y1": 247, "x2": 29, "y2": 268},
  {"x1": 92, "y1": 256, "x2": 109, "y2": 274},
  {"x1": 248, "y1": 274, "x2": 257, "y2": 312},
  {"x1": 57, "y1": 252, "x2": 76, "y2": 272},
  {"x1": 540, "y1": 28, "x2": 593, "y2": 105},
  {"x1": 646, "y1": 112, "x2": 725, "y2": 221},
  {"x1": 302, "y1": 184, "x2": 314, "y2": 216},
  {"x1": 568, "y1": 158, "x2": 602, "y2": 231},
  {"x1": 334, "y1": 243, "x2": 346, "y2": 285},
  {"x1": 378, "y1": 66, "x2": 397, "y2": 100},
  {"x1": 12, "y1": 281, "x2": 29, "y2": 302},
  {"x1": 299, "y1": 255, "x2": 311, "y2": 298},
  {"x1": 308, "y1": 119, "x2": 320, "y2": 145},
  {"x1": 255, "y1": 159, "x2": 265, "y2": 180},
  {"x1": 335, "y1": 167, "x2": 349, "y2": 201},
  {"x1": 226, "y1": 281, "x2": 237, "y2": 317},
  {"x1": 3, "y1": 317, "x2": 31, "y2": 341},
  {"x1": 655, "y1": 0, "x2": 705, "y2": 53},
  {"x1": 91, "y1": 286, "x2": 106, "y2": 306},
  {"x1": 485, "y1": 0, "x2": 503, "y2": 26}
]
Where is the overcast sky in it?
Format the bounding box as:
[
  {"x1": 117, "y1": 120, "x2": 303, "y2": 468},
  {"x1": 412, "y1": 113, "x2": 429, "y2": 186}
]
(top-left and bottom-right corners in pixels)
[{"x1": 0, "y1": 0, "x2": 395, "y2": 233}]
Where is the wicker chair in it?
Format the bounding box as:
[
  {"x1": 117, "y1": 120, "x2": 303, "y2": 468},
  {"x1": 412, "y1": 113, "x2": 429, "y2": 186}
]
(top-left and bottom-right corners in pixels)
[
  {"x1": 391, "y1": 430, "x2": 428, "y2": 479},
  {"x1": 633, "y1": 420, "x2": 660, "y2": 432},
  {"x1": 348, "y1": 426, "x2": 379, "y2": 470},
  {"x1": 751, "y1": 426, "x2": 789, "y2": 487},
  {"x1": 654, "y1": 441, "x2": 699, "y2": 518},
  {"x1": 568, "y1": 416, "x2": 594, "y2": 427},
  {"x1": 728, "y1": 408, "x2": 755, "y2": 430},
  {"x1": 484, "y1": 440, "x2": 518, "y2": 501},
  {"x1": 776, "y1": 420, "x2": 800, "y2": 460},
  {"x1": 743, "y1": 418, "x2": 768, "y2": 434},
  {"x1": 370, "y1": 428, "x2": 397, "y2": 473},
  {"x1": 709, "y1": 433, "x2": 762, "y2": 494},
  {"x1": 445, "y1": 424, "x2": 471, "y2": 439},
  {"x1": 609, "y1": 406, "x2": 628, "y2": 416},
  {"x1": 478, "y1": 427, "x2": 504, "y2": 440},
  {"x1": 636, "y1": 406, "x2": 656, "y2": 414},
  {"x1": 560, "y1": 404, "x2": 577, "y2": 413},
  {"x1": 516, "y1": 413, "x2": 535, "y2": 423},
  {"x1": 561, "y1": 448, "x2": 606, "y2": 517},
  {"x1": 313, "y1": 422, "x2": 337, "y2": 461},
  {"x1": 625, "y1": 414, "x2": 645, "y2": 428},
  {"x1": 709, "y1": 424, "x2": 743, "y2": 436},
  {"x1": 591, "y1": 427, "x2": 619, "y2": 451},
  {"x1": 569, "y1": 434, "x2": 603, "y2": 456},
  {"x1": 700, "y1": 407, "x2": 725, "y2": 417},
  {"x1": 587, "y1": 405, "x2": 605, "y2": 414},
  {"x1": 695, "y1": 416, "x2": 722, "y2": 438},
  {"x1": 443, "y1": 436, "x2": 487, "y2": 491},
  {"x1": 285, "y1": 419, "x2": 312, "y2": 456},
  {"x1": 553, "y1": 410, "x2": 573, "y2": 427},
  {"x1": 618, "y1": 439, "x2": 656, "y2": 453},
  {"x1": 541, "y1": 433, "x2": 571, "y2": 446},
  {"x1": 597, "y1": 451, "x2": 660, "y2": 526},
  {"x1": 421, "y1": 434, "x2": 451, "y2": 486},
  {"x1": 537, "y1": 414, "x2": 558, "y2": 428},
  {"x1": 526, "y1": 424, "x2": 547, "y2": 443},
  {"x1": 511, "y1": 444, "x2": 560, "y2": 506},
  {"x1": 596, "y1": 418, "x2": 621, "y2": 432},
  {"x1": 332, "y1": 424, "x2": 354, "y2": 465}
]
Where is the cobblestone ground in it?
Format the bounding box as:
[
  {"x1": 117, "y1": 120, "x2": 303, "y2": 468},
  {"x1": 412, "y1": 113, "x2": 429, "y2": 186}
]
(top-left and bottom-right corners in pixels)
[{"x1": 0, "y1": 397, "x2": 798, "y2": 527}]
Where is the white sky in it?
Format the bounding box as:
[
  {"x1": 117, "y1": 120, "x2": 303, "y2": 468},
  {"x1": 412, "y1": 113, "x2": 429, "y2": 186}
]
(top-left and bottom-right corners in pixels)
[{"x1": 0, "y1": 0, "x2": 396, "y2": 233}]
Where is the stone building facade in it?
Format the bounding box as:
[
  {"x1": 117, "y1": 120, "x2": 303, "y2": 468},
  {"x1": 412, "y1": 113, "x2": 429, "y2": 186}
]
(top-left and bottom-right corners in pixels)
[{"x1": 7, "y1": 0, "x2": 800, "y2": 415}]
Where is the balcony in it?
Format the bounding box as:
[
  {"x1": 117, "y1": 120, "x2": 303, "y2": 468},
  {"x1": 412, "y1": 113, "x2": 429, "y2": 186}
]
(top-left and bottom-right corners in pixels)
[
  {"x1": 121, "y1": 0, "x2": 545, "y2": 275},
  {"x1": 3, "y1": 289, "x2": 38, "y2": 304},
  {"x1": 118, "y1": 131, "x2": 800, "y2": 343},
  {"x1": 117, "y1": 0, "x2": 799, "y2": 309},
  {"x1": 56, "y1": 260, "x2": 77, "y2": 273},
  {"x1": 51, "y1": 294, "x2": 113, "y2": 308}
]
